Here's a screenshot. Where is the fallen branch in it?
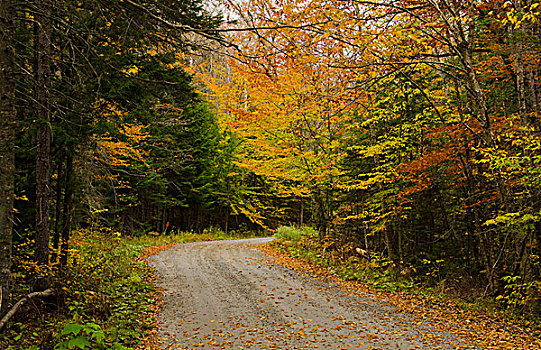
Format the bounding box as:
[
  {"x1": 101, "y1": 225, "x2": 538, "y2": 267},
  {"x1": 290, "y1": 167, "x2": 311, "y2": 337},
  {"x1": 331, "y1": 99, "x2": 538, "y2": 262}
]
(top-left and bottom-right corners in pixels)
[{"x1": 0, "y1": 288, "x2": 55, "y2": 331}]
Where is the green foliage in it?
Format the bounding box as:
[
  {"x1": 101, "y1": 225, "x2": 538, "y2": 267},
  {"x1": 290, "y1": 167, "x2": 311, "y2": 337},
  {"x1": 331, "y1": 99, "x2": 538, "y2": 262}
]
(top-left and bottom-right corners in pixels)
[
  {"x1": 52, "y1": 230, "x2": 155, "y2": 349},
  {"x1": 497, "y1": 275, "x2": 541, "y2": 314},
  {"x1": 54, "y1": 323, "x2": 107, "y2": 350},
  {"x1": 11, "y1": 0, "x2": 229, "y2": 235},
  {"x1": 0, "y1": 227, "x2": 155, "y2": 350}
]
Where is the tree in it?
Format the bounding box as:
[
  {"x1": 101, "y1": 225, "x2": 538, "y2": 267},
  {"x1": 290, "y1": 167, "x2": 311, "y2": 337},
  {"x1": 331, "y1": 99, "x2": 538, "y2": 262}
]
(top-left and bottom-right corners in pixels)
[
  {"x1": 2, "y1": 0, "x2": 226, "y2": 304},
  {"x1": 0, "y1": 0, "x2": 16, "y2": 316},
  {"x1": 9, "y1": 0, "x2": 224, "y2": 242},
  {"x1": 33, "y1": 0, "x2": 53, "y2": 291},
  {"x1": 201, "y1": 0, "x2": 541, "y2": 306}
]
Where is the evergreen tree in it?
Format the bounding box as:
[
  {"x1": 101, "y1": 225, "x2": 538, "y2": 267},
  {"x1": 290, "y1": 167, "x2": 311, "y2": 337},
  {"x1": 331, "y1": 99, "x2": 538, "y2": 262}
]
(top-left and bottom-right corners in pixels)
[{"x1": 0, "y1": 0, "x2": 16, "y2": 317}]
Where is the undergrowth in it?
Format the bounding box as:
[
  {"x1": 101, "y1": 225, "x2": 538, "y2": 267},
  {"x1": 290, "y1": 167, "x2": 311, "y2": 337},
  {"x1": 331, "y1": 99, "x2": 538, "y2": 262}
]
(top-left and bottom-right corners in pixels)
[
  {"x1": 272, "y1": 225, "x2": 541, "y2": 337},
  {"x1": 0, "y1": 226, "x2": 260, "y2": 349}
]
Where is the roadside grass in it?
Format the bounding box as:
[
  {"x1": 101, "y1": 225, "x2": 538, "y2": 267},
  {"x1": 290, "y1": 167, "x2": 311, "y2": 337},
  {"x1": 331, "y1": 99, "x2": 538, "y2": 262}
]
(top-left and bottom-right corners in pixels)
[
  {"x1": 271, "y1": 225, "x2": 541, "y2": 338},
  {"x1": 0, "y1": 226, "x2": 261, "y2": 350},
  {"x1": 274, "y1": 225, "x2": 317, "y2": 242}
]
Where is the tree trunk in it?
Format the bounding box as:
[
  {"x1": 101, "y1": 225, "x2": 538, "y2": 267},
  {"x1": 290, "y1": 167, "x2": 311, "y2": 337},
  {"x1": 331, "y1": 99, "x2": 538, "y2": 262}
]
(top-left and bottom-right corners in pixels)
[
  {"x1": 313, "y1": 189, "x2": 327, "y2": 240},
  {"x1": 299, "y1": 198, "x2": 304, "y2": 227},
  {"x1": 33, "y1": 0, "x2": 53, "y2": 291},
  {"x1": 384, "y1": 226, "x2": 396, "y2": 262},
  {"x1": 0, "y1": 0, "x2": 16, "y2": 317},
  {"x1": 52, "y1": 158, "x2": 64, "y2": 260},
  {"x1": 512, "y1": 1, "x2": 529, "y2": 128},
  {"x1": 528, "y1": 69, "x2": 539, "y2": 126},
  {"x1": 60, "y1": 155, "x2": 74, "y2": 267}
]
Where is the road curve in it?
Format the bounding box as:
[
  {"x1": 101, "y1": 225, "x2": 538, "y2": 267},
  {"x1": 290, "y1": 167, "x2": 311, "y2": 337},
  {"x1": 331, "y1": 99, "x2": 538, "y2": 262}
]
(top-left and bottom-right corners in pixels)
[{"x1": 148, "y1": 238, "x2": 474, "y2": 349}]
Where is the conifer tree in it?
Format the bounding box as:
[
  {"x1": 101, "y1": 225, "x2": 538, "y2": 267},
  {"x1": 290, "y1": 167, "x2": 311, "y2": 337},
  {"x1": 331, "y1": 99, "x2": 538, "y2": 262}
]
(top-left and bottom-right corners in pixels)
[{"x1": 0, "y1": 0, "x2": 16, "y2": 317}]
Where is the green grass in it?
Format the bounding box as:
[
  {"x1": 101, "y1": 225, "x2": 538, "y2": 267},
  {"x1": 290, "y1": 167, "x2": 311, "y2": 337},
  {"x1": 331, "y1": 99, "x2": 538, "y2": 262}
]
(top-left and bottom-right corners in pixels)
[{"x1": 274, "y1": 225, "x2": 317, "y2": 242}]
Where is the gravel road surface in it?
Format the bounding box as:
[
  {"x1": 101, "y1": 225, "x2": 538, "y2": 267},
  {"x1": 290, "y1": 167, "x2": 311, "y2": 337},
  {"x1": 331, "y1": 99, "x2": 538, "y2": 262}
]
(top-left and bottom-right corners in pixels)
[{"x1": 148, "y1": 238, "x2": 474, "y2": 349}]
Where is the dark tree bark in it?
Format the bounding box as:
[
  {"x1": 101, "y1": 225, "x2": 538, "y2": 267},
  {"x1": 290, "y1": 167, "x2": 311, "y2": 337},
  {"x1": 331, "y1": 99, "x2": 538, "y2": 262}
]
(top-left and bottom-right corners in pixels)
[
  {"x1": 33, "y1": 0, "x2": 53, "y2": 291},
  {"x1": 52, "y1": 158, "x2": 64, "y2": 258},
  {"x1": 0, "y1": 0, "x2": 16, "y2": 317},
  {"x1": 60, "y1": 154, "x2": 74, "y2": 267}
]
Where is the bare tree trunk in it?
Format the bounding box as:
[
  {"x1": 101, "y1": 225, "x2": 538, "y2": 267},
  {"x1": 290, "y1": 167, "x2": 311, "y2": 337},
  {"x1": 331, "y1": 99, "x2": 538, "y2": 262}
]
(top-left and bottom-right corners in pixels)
[
  {"x1": 528, "y1": 69, "x2": 540, "y2": 130},
  {"x1": 513, "y1": 1, "x2": 528, "y2": 128},
  {"x1": 60, "y1": 155, "x2": 74, "y2": 267},
  {"x1": 225, "y1": 175, "x2": 230, "y2": 235},
  {"x1": 313, "y1": 189, "x2": 327, "y2": 240},
  {"x1": 384, "y1": 225, "x2": 396, "y2": 262},
  {"x1": 299, "y1": 198, "x2": 304, "y2": 226},
  {"x1": 33, "y1": 0, "x2": 53, "y2": 291},
  {"x1": 52, "y1": 158, "x2": 64, "y2": 260},
  {"x1": 0, "y1": 0, "x2": 16, "y2": 317}
]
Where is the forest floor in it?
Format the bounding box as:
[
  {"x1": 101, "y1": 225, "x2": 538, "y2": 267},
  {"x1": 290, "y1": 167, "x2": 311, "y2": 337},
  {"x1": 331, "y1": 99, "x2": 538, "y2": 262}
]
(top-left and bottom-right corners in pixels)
[{"x1": 145, "y1": 238, "x2": 541, "y2": 350}]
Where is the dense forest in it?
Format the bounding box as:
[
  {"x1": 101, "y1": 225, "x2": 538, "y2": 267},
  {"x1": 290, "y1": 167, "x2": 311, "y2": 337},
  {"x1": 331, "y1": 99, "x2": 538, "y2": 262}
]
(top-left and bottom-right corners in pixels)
[
  {"x1": 0, "y1": 0, "x2": 237, "y2": 324},
  {"x1": 0, "y1": 0, "x2": 540, "y2": 343},
  {"x1": 198, "y1": 0, "x2": 541, "y2": 314}
]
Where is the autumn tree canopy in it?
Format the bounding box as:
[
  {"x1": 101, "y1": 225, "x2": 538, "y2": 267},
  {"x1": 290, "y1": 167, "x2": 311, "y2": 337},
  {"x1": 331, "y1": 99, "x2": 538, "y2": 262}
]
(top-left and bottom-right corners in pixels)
[{"x1": 200, "y1": 0, "x2": 541, "y2": 310}]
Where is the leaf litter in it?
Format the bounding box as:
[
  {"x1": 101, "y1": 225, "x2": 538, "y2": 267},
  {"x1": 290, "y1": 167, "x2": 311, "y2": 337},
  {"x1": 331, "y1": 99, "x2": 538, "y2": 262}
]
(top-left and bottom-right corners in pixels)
[{"x1": 137, "y1": 238, "x2": 541, "y2": 350}]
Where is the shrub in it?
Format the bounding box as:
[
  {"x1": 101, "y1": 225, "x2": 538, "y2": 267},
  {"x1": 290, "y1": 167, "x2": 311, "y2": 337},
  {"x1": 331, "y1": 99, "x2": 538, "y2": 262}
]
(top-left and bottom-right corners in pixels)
[{"x1": 274, "y1": 226, "x2": 317, "y2": 242}]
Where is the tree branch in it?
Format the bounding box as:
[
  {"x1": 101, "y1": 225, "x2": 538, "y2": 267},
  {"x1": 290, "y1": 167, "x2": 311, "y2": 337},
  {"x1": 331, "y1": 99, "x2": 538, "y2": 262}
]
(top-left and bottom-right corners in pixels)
[{"x1": 0, "y1": 288, "x2": 56, "y2": 331}]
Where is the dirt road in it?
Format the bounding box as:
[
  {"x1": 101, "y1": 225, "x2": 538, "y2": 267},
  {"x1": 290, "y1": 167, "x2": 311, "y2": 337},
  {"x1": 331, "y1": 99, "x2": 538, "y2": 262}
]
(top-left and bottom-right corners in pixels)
[{"x1": 148, "y1": 238, "x2": 474, "y2": 349}]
